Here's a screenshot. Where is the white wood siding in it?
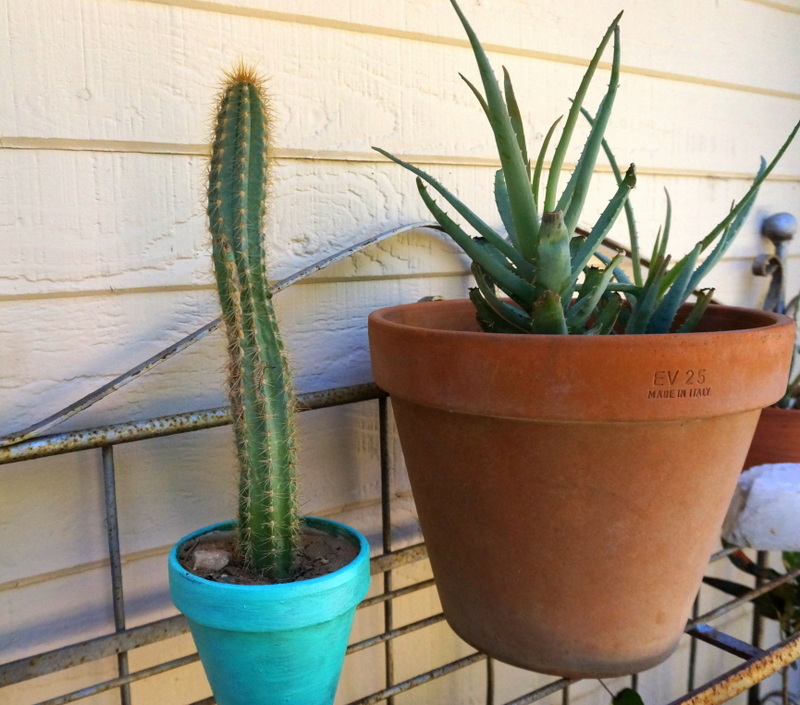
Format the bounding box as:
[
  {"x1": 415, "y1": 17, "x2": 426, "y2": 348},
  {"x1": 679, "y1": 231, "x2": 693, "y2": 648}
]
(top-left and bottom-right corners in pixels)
[{"x1": 2, "y1": 0, "x2": 799, "y2": 703}]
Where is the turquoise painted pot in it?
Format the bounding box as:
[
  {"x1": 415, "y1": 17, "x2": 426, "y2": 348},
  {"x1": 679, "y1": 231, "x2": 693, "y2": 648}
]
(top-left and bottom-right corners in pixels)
[{"x1": 168, "y1": 516, "x2": 371, "y2": 705}]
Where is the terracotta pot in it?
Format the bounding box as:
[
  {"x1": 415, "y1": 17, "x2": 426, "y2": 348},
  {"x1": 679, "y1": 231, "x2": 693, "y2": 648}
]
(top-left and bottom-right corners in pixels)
[
  {"x1": 744, "y1": 405, "x2": 800, "y2": 469},
  {"x1": 368, "y1": 300, "x2": 794, "y2": 678}
]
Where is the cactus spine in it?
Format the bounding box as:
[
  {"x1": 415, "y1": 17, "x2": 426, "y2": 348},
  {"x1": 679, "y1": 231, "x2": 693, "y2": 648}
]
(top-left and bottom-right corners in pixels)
[{"x1": 208, "y1": 67, "x2": 299, "y2": 581}]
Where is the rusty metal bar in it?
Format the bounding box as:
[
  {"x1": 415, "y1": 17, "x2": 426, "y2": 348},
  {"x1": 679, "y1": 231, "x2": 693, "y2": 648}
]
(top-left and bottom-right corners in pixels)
[
  {"x1": 0, "y1": 540, "x2": 429, "y2": 688},
  {"x1": 0, "y1": 616, "x2": 188, "y2": 687},
  {"x1": 347, "y1": 652, "x2": 487, "y2": 705},
  {"x1": 688, "y1": 624, "x2": 765, "y2": 660},
  {"x1": 502, "y1": 677, "x2": 578, "y2": 705},
  {"x1": 691, "y1": 565, "x2": 800, "y2": 626},
  {"x1": 667, "y1": 632, "x2": 800, "y2": 705},
  {"x1": 369, "y1": 543, "x2": 428, "y2": 575},
  {"x1": 379, "y1": 396, "x2": 396, "y2": 704},
  {"x1": 0, "y1": 223, "x2": 431, "y2": 449},
  {"x1": 347, "y1": 614, "x2": 447, "y2": 654},
  {"x1": 359, "y1": 578, "x2": 436, "y2": 609},
  {"x1": 0, "y1": 383, "x2": 384, "y2": 465},
  {"x1": 31, "y1": 654, "x2": 200, "y2": 705},
  {"x1": 101, "y1": 446, "x2": 132, "y2": 705}
]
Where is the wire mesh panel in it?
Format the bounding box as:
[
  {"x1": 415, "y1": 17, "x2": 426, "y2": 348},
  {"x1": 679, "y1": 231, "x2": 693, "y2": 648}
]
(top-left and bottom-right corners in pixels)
[{"x1": 1, "y1": 384, "x2": 798, "y2": 705}]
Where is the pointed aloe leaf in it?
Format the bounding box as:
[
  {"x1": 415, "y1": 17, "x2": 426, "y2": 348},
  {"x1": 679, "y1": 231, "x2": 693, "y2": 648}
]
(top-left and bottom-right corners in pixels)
[
  {"x1": 559, "y1": 25, "x2": 623, "y2": 237},
  {"x1": 503, "y1": 67, "x2": 530, "y2": 179},
  {"x1": 654, "y1": 190, "x2": 672, "y2": 264},
  {"x1": 473, "y1": 234, "x2": 534, "y2": 281},
  {"x1": 625, "y1": 256, "x2": 670, "y2": 333},
  {"x1": 531, "y1": 290, "x2": 569, "y2": 334},
  {"x1": 646, "y1": 241, "x2": 703, "y2": 333},
  {"x1": 470, "y1": 287, "x2": 530, "y2": 334},
  {"x1": 565, "y1": 163, "x2": 636, "y2": 300},
  {"x1": 544, "y1": 11, "x2": 623, "y2": 213},
  {"x1": 677, "y1": 289, "x2": 715, "y2": 333},
  {"x1": 416, "y1": 178, "x2": 537, "y2": 307},
  {"x1": 449, "y1": 0, "x2": 540, "y2": 260},
  {"x1": 471, "y1": 263, "x2": 533, "y2": 332},
  {"x1": 579, "y1": 104, "x2": 642, "y2": 285},
  {"x1": 373, "y1": 147, "x2": 532, "y2": 274},
  {"x1": 679, "y1": 161, "x2": 766, "y2": 297},
  {"x1": 494, "y1": 169, "x2": 519, "y2": 249},
  {"x1": 661, "y1": 118, "x2": 799, "y2": 294},
  {"x1": 566, "y1": 253, "x2": 625, "y2": 332},
  {"x1": 533, "y1": 116, "x2": 563, "y2": 209},
  {"x1": 460, "y1": 73, "x2": 490, "y2": 121},
  {"x1": 585, "y1": 293, "x2": 623, "y2": 334},
  {"x1": 594, "y1": 250, "x2": 634, "y2": 286}
]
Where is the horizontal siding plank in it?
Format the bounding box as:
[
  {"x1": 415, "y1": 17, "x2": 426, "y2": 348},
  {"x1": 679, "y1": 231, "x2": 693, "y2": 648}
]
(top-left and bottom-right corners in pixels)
[
  {"x1": 1, "y1": 150, "x2": 797, "y2": 297},
  {"x1": 3, "y1": 0, "x2": 798, "y2": 148}
]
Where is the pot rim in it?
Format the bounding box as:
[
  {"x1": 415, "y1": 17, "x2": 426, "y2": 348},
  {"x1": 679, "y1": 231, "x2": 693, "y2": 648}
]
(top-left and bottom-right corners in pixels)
[
  {"x1": 168, "y1": 516, "x2": 371, "y2": 632},
  {"x1": 368, "y1": 300, "x2": 795, "y2": 422}
]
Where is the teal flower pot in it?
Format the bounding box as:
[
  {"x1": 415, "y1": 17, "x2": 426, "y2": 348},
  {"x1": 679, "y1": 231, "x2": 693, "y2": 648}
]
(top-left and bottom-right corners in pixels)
[{"x1": 169, "y1": 516, "x2": 371, "y2": 705}]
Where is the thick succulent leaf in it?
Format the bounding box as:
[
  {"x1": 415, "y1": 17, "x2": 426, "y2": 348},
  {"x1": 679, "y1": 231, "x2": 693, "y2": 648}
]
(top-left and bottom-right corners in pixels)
[
  {"x1": 595, "y1": 250, "x2": 633, "y2": 286},
  {"x1": 646, "y1": 241, "x2": 703, "y2": 333},
  {"x1": 559, "y1": 25, "x2": 623, "y2": 237},
  {"x1": 449, "y1": 0, "x2": 540, "y2": 260},
  {"x1": 416, "y1": 178, "x2": 537, "y2": 307},
  {"x1": 494, "y1": 169, "x2": 519, "y2": 250},
  {"x1": 544, "y1": 12, "x2": 623, "y2": 212},
  {"x1": 566, "y1": 163, "x2": 636, "y2": 300},
  {"x1": 533, "y1": 116, "x2": 563, "y2": 209},
  {"x1": 567, "y1": 254, "x2": 625, "y2": 332},
  {"x1": 625, "y1": 256, "x2": 670, "y2": 334},
  {"x1": 676, "y1": 290, "x2": 715, "y2": 333},
  {"x1": 373, "y1": 147, "x2": 531, "y2": 273},
  {"x1": 531, "y1": 290, "x2": 569, "y2": 334},
  {"x1": 680, "y1": 166, "x2": 765, "y2": 296},
  {"x1": 503, "y1": 67, "x2": 530, "y2": 178},
  {"x1": 471, "y1": 264, "x2": 533, "y2": 333},
  {"x1": 470, "y1": 288, "x2": 530, "y2": 334},
  {"x1": 579, "y1": 104, "x2": 642, "y2": 285},
  {"x1": 585, "y1": 293, "x2": 623, "y2": 334},
  {"x1": 537, "y1": 210, "x2": 572, "y2": 294},
  {"x1": 661, "y1": 118, "x2": 799, "y2": 296}
]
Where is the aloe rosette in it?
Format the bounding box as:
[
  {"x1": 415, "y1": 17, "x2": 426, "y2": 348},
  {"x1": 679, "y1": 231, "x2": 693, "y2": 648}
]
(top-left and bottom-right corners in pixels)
[{"x1": 375, "y1": 0, "x2": 800, "y2": 335}]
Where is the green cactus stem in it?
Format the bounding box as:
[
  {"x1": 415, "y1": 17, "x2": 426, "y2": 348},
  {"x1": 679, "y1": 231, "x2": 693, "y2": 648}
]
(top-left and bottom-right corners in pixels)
[{"x1": 208, "y1": 66, "x2": 299, "y2": 581}]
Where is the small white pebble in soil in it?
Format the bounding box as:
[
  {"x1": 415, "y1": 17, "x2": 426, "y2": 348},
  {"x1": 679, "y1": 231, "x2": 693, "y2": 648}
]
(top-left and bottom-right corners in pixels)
[{"x1": 191, "y1": 548, "x2": 232, "y2": 573}]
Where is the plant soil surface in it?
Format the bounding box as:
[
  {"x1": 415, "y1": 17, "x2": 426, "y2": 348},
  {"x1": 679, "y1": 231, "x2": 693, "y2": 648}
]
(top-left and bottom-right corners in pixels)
[{"x1": 178, "y1": 526, "x2": 360, "y2": 585}]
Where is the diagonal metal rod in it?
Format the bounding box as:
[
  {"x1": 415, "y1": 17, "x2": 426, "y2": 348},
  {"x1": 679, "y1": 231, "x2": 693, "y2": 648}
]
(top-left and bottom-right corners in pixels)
[{"x1": 0, "y1": 223, "x2": 438, "y2": 448}]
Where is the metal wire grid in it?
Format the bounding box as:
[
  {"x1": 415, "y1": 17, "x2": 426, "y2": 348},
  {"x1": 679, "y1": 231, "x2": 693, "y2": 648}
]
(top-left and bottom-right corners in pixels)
[{"x1": 1, "y1": 382, "x2": 799, "y2": 705}]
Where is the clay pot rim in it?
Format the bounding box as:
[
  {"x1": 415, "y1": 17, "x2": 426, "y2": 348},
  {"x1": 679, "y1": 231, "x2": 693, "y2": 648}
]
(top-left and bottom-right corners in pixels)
[
  {"x1": 369, "y1": 300, "x2": 791, "y2": 341},
  {"x1": 368, "y1": 300, "x2": 795, "y2": 422}
]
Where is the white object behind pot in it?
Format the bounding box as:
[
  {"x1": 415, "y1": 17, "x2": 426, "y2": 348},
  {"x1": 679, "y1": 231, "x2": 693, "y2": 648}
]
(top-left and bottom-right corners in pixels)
[{"x1": 722, "y1": 463, "x2": 800, "y2": 550}]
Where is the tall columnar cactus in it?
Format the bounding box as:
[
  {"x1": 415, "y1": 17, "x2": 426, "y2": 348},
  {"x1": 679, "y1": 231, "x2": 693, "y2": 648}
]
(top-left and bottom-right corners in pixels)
[{"x1": 208, "y1": 66, "x2": 299, "y2": 581}]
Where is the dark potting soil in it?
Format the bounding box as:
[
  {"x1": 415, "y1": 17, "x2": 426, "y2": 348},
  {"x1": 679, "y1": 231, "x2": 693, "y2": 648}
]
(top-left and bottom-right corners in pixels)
[{"x1": 177, "y1": 526, "x2": 360, "y2": 585}]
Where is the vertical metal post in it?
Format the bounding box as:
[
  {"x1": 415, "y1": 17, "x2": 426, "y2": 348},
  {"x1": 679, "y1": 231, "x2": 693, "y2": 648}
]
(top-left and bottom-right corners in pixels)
[
  {"x1": 747, "y1": 551, "x2": 768, "y2": 705},
  {"x1": 102, "y1": 445, "x2": 132, "y2": 705},
  {"x1": 486, "y1": 658, "x2": 494, "y2": 705},
  {"x1": 379, "y1": 398, "x2": 395, "y2": 705},
  {"x1": 688, "y1": 594, "x2": 699, "y2": 691}
]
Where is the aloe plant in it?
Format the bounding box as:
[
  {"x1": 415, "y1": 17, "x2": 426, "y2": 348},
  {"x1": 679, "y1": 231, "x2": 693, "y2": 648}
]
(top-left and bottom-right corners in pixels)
[
  {"x1": 208, "y1": 66, "x2": 299, "y2": 581},
  {"x1": 374, "y1": 0, "x2": 800, "y2": 334}
]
